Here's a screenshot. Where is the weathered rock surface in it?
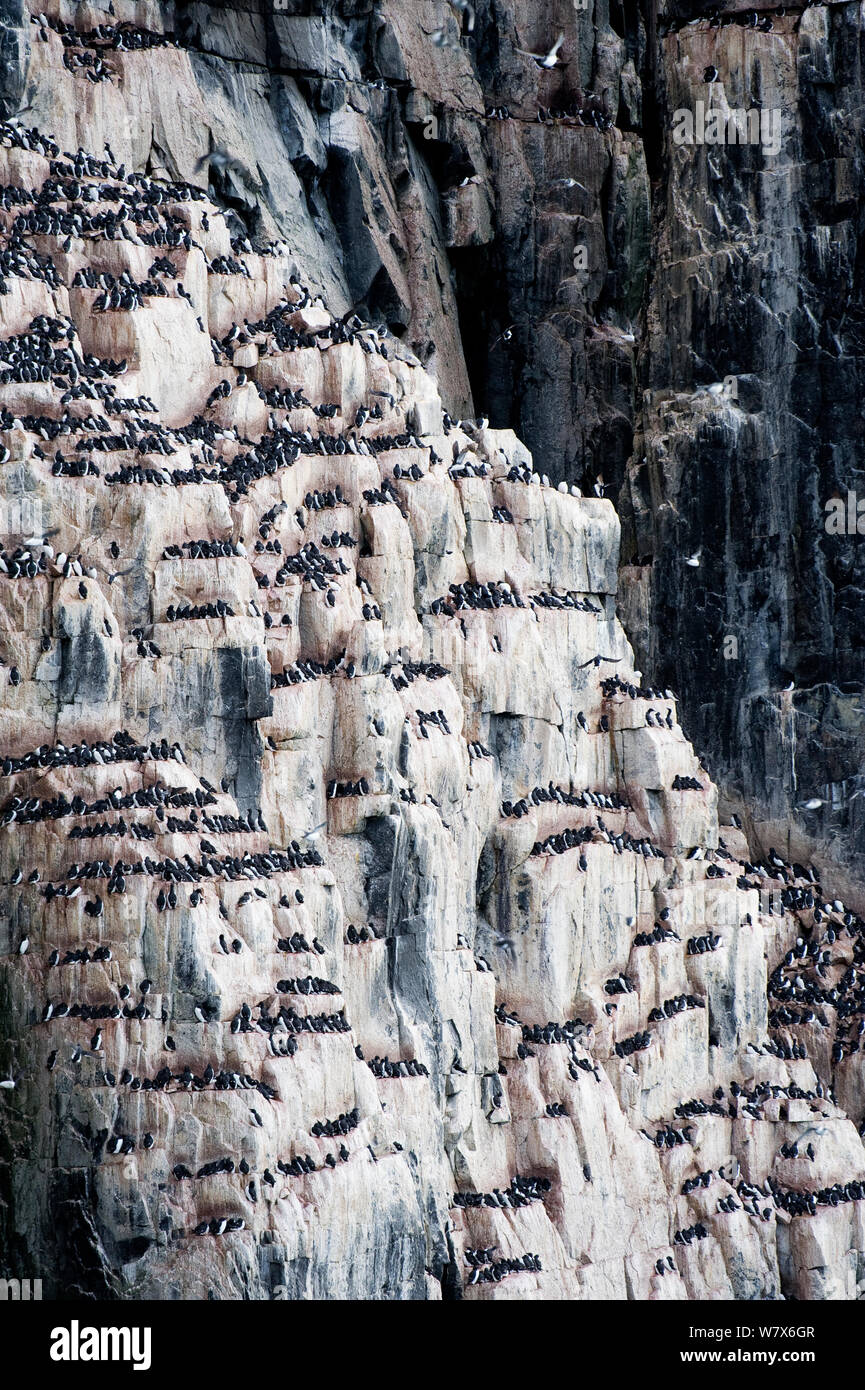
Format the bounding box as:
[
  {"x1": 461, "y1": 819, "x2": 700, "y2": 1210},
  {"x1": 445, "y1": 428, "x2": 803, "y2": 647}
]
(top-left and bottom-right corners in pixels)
[
  {"x1": 0, "y1": 0, "x2": 863, "y2": 1303},
  {"x1": 619, "y1": 0, "x2": 865, "y2": 899}
]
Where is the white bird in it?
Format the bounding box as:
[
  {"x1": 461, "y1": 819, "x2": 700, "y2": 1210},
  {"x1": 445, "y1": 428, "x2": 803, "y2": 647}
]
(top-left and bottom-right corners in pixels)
[
  {"x1": 492, "y1": 323, "x2": 517, "y2": 349},
  {"x1": 516, "y1": 33, "x2": 566, "y2": 68},
  {"x1": 0, "y1": 1077, "x2": 15, "y2": 1089},
  {"x1": 425, "y1": 27, "x2": 458, "y2": 48},
  {"x1": 685, "y1": 548, "x2": 702, "y2": 567},
  {"x1": 548, "y1": 177, "x2": 588, "y2": 192},
  {"x1": 797, "y1": 798, "x2": 824, "y2": 811},
  {"x1": 450, "y1": 0, "x2": 475, "y2": 30}
]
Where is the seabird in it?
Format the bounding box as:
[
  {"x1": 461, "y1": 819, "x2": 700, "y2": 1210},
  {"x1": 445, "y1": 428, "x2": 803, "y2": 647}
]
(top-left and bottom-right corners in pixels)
[
  {"x1": 515, "y1": 32, "x2": 567, "y2": 68},
  {"x1": 548, "y1": 177, "x2": 588, "y2": 192},
  {"x1": 194, "y1": 148, "x2": 246, "y2": 179}
]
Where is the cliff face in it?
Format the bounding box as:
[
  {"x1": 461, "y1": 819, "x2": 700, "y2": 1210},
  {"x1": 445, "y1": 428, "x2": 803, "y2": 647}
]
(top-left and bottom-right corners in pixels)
[
  {"x1": 0, "y1": 0, "x2": 864, "y2": 1302},
  {"x1": 620, "y1": 0, "x2": 865, "y2": 899}
]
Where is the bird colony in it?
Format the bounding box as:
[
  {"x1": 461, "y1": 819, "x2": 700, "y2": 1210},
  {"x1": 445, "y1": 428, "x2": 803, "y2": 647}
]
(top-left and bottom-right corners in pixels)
[{"x1": 1, "y1": 4, "x2": 865, "y2": 1304}]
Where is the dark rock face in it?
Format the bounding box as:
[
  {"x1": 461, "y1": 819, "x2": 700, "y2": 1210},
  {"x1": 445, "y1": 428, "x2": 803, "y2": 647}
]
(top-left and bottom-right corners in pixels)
[{"x1": 620, "y1": 2, "x2": 865, "y2": 886}]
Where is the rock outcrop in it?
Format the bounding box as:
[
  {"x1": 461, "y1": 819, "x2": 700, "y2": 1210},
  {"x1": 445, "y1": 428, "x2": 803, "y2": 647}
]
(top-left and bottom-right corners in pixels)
[
  {"x1": 0, "y1": 0, "x2": 864, "y2": 1302},
  {"x1": 620, "y1": 0, "x2": 865, "y2": 897}
]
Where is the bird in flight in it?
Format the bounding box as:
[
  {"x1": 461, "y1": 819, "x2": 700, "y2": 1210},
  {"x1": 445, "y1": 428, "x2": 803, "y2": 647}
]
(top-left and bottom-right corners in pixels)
[
  {"x1": 450, "y1": 0, "x2": 475, "y2": 31},
  {"x1": 515, "y1": 34, "x2": 567, "y2": 68},
  {"x1": 106, "y1": 564, "x2": 136, "y2": 585},
  {"x1": 548, "y1": 177, "x2": 589, "y2": 193},
  {"x1": 492, "y1": 323, "x2": 517, "y2": 349},
  {"x1": 8, "y1": 102, "x2": 35, "y2": 124},
  {"x1": 194, "y1": 148, "x2": 246, "y2": 179},
  {"x1": 425, "y1": 27, "x2": 459, "y2": 49}
]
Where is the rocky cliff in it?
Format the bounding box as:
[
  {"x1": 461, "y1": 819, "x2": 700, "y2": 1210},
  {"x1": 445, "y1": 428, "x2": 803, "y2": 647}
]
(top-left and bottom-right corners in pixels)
[{"x1": 1, "y1": 0, "x2": 864, "y2": 1302}]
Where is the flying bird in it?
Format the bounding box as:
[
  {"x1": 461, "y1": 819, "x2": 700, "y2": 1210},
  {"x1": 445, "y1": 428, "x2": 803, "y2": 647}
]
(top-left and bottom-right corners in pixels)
[
  {"x1": 425, "y1": 27, "x2": 459, "y2": 48},
  {"x1": 450, "y1": 0, "x2": 475, "y2": 31},
  {"x1": 548, "y1": 177, "x2": 589, "y2": 193},
  {"x1": 492, "y1": 323, "x2": 517, "y2": 349},
  {"x1": 194, "y1": 148, "x2": 246, "y2": 180},
  {"x1": 515, "y1": 33, "x2": 567, "y2": 68},
  {"x1": 6, "y1": 101, "x2": 35, "y2": 125},
  {"x1": 106, "y1": 564, "x2": 136, "y2": 585}
]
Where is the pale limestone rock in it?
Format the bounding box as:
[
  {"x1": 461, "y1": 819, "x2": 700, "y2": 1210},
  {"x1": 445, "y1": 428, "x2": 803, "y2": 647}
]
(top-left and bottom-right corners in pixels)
[{"x1": 0, "y1": 27, "x2": 862, "y2": 1300}]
